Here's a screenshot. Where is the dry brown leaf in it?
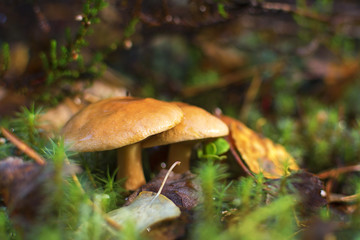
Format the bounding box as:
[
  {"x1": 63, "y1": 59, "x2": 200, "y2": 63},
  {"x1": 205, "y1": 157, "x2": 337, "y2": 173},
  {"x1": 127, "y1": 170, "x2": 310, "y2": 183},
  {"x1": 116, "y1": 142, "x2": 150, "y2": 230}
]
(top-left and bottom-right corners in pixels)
[
  {"x1": 220, "y1": 115, "x2": 299, "y2": 178},
  {"x1": 267, "y1": 171, "x2": 327, "y2": 214},
  {"x1": 126, "y1": 169, "x2": 199, "y2": 210},
  {"x1": 200, "y1": 42, "x2": 246, "y2": 73},
  {"x1": 0, "y1": 157, "x2": 53, "y2": 228},
  {"x1": 305, "y1": 57, "x2": 360, "y2": 100},
  {"x1": 39, "y1": 98, "x2": 84, "y2": 135},
  {"x1": 82, "y1": 79, "x2": 128, "y2": 103},
  {"x1": 0, "y1": 157, "x2": 78, "y2": 229},
  {"x1": 1, "y1": 127, "x2": 46, "y2": 165}
]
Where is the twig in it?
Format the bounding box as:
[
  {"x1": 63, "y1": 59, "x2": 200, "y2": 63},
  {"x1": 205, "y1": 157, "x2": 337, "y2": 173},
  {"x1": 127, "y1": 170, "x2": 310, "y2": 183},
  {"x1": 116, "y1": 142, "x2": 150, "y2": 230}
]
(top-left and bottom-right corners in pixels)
[
  {"x1": 328, "y1": 193, "x2": 360, "y2": 203},
  {"x1": 317, "y1": 164, "x2": 360, "y2": 203},
  {"x1": 239, "y1": 71, "x2": 262, "y2": 121},
  {"x1": 150, "y1": 161, "x2": 181, "y2": 204},
  {"x1": 0, "y1": 127, "x2": 46, "y2": 165},
  {"x1": 63, "y1": 157, "x2": 85, "y2": 193},
  {"x1": 33, "y1": 5, "x2": 50, "y2": 33},
  {"x1": 89, "y1": 200, "x2": 122, "y2": 230},
  {"x1": 213, "y1": 110, "x2": 254, "y2": 178},
  {"x1": 325, "y1": 178, "x2": 334, "y2": 203},
  {"x1": 317, "y1": 164, "x2": 360, "y2": 179},
  {"x1": 85, "y1": 165, "x2": 98, "y2": 188},
  {"x1": 182, "y1": 68, "x2": 254, "y2": 98},
  {"x1": 259, "y1": 2, "x2": 330, "y2": 23},
  {"x1": 227, "y1": 135, "x2": 254, "y2": 178},
  {"x1": 181, "y1": 62, "x2": 283, "y2": 98}
]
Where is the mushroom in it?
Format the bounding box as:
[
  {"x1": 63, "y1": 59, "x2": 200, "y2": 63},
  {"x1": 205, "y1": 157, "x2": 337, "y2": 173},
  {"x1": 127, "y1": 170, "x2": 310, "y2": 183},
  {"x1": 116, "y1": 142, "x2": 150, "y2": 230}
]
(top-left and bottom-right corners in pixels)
[
  {"x1": 61, "y1": 97, "x2": 183, "y2": 190},
  {"x1": 142, "y1": 102, "x2": 229, "y2": 173}
]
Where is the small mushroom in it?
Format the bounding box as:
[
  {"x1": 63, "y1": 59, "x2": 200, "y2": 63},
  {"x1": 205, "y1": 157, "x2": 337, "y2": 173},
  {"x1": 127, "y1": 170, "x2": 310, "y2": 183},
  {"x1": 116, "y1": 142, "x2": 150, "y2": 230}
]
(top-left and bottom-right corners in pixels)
[
  {"x1": 62, "y1": 97, "x2": 183, "y2": 190},
  {"x1": 143, "y1": 102, "x2": 229, "y2": 173}
]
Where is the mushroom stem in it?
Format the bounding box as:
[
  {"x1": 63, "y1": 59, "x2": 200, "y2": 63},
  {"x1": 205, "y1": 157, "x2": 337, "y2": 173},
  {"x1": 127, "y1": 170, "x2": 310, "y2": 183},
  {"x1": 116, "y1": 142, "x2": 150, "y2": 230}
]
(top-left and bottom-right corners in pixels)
[
  {"x1": 167, "y1": 142, "x2": 194, "y2": 173},
  {"x1": 117, "y1": 143, "x2": 146, "y2": 190}
]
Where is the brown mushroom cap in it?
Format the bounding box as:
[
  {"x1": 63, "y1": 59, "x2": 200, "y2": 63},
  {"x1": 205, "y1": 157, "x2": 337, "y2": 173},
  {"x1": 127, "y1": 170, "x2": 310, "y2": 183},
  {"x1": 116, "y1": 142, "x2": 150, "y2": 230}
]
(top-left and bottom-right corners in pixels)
[
  {"x1": 142, "y1": 102, "x2": 229, "y2": 148},
  {"x1": 62, "y1": 97, "x2": 184, "y2": 152}
]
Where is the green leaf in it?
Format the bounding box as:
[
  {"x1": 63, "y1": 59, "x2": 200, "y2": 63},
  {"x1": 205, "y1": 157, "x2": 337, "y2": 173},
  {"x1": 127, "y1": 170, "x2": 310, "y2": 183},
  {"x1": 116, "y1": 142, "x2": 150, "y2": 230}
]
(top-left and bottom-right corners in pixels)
[
  {"x1": 124, "y1": 18, "x2": 140, "y2": 38},
  {"x1": 1, "y1": 43, "x2": 10, "y2": 72},
  {"x1": 213, "y1": 138, "x2": 230, "y2": 155},
  {"x1": 197, "y1": 149, "x2": 204, "y2": 159},
  {"x1": 205, "y1": 142, "x2": 217, "y2": 155},
  {"x1": 40, "y1": 52, "x2": 49, "y2": 71},
  {"x1": 50, "y1": 40, "x2": 58, "y2": 69},
  {"x1": 217, "y1": 3, "x2": 228, "y2": 18}
]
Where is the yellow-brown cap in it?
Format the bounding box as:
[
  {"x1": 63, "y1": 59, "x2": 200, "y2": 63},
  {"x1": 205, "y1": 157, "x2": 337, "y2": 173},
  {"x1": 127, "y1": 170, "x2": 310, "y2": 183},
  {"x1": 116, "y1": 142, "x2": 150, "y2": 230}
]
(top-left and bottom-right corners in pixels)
[
  {"x1": 142, "y1": 102, "x2": 229, "y2": 148},
  {"x1": 62, "y1": 97, "x2": 184, "y2": 152}
]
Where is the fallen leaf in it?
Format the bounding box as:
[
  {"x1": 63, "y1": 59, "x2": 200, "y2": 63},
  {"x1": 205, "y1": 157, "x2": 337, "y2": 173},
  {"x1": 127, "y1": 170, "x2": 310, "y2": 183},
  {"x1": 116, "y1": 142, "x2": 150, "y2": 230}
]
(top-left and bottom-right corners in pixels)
[
  {"x1": 266, "y1": 171, "x2": 327, "y2": 214},
  {"x1": 219, "y1": 114, "x2": 299, "y2": 178},
  {"x1": 0, "y1": 157, "x2": 78, "y2": 229},
  {"x1": 200, "y1": 42, "x2": 246, "y2": 73},
  {"x1": 0, "y1": 157, "x2": 52, "y2": 229},
  {"x1": 304, "y1": 57, "x2": 359, "y2": 100},
  {"x1": 39, "y1": 98, "x2": 84, "y2": 135},
  {"x1": 108, "y1": 191, "x2": 181, "y2": 232},
  {"x1": 126, "y1": 169, "x2": 199, "y2": 210},
  {"x1": 306, "y1": 58, "x2": 359, "y2": 87},
  {"x1": 82, "y1": 79, "x2": 127, "y2": 103}
]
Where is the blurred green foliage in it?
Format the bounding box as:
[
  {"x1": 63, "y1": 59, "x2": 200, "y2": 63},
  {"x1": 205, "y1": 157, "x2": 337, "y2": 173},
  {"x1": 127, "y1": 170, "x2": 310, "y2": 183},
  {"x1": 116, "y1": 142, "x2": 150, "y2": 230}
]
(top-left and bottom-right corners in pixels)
[
  {"x1": 39, "y1": 0, "x2": 107, "y2": 103},
  {"x1": 0, "y1": 43, "x2": 9, "y2": 77}
]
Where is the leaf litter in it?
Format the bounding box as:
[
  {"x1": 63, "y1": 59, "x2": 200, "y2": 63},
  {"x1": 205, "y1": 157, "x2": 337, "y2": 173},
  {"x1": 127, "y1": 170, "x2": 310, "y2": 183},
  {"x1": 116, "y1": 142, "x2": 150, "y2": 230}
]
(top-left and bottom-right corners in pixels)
[{"x1": 0, "y1": 157, "x2": 79, "y2": 229}]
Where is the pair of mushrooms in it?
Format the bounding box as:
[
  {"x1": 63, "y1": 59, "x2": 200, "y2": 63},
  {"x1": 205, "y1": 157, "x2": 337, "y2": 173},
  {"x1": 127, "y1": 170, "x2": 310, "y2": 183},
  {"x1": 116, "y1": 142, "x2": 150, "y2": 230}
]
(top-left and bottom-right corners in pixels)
[{"x1": 62, "y1": 97, "x2": 229, "y2": 190}]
